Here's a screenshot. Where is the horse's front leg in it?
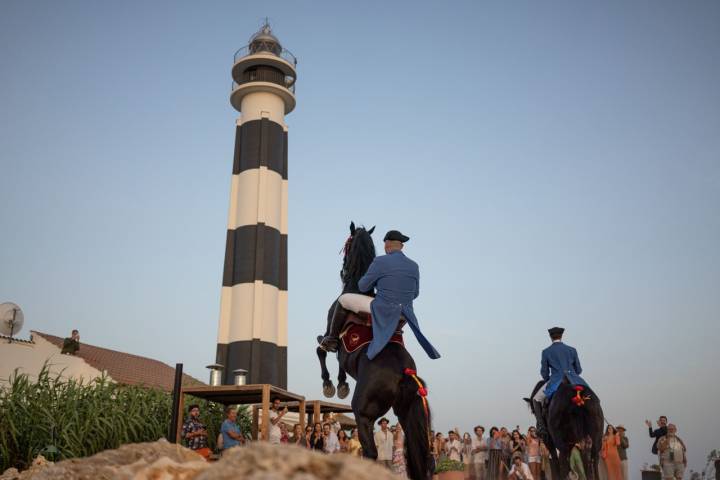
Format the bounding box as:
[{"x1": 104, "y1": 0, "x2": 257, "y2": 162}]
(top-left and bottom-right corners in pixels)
[
  {"x1": 337, "y1": 367, "x2": 350, "y2": 399},
  {"x1": 316, "y1": 347, "x2": 336, "y2": 398}
]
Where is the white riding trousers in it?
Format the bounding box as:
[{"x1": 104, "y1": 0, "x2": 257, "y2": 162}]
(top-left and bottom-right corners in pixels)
[
  {"x1": 338, "y1": 293, "x2": 373, "y2": 314},
  {"x1": 533, "y1": 382, "x2": 549, "y2": 402}
]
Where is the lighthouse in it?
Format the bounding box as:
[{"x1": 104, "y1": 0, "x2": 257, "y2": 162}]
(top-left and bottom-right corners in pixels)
[{"x1": 215, "y1": 22, "x2": 296, "y2": 387}]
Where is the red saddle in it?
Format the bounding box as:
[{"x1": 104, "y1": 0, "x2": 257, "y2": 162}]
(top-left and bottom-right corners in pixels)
[{"x1": 340, "y1": 311, "x2": 404, "y2": 353}]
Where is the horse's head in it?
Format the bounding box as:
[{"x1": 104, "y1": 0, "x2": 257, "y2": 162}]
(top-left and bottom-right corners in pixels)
[{"x1": 341, "y1": 221, "x2": 376, "y2": 293}]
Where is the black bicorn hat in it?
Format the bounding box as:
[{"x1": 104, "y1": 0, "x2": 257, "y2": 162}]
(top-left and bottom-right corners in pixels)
[
  {"x1": 378, "y1": 417, "x2": 390, "y2": 425},
  {"x1": 383, "y1": 230, "x2": 410, "y2": 243},
  {"x1": 548, "y1": 327, "x2": 565, "y2": 337}
]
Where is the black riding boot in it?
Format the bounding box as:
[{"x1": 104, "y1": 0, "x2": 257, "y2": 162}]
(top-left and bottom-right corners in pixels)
[{"x1": 318, "y1": 303, "x2": 347, "y2": 352}]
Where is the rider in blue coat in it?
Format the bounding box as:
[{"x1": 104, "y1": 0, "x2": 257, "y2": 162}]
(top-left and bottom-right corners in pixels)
[
  {"x1": 532, "y1": 327, "x2": 588, "y2": 433},
  {"x1": 357, "y1": 231, "x2": 440, "y2": 360},
  {"x1": 319, "y1": 230, "x2": 441, "y2": 361}
]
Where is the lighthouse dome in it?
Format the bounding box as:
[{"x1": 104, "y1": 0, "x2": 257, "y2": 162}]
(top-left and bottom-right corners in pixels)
[{"x1": 249, "y1": 22, "x2": 282, "y2": 56}]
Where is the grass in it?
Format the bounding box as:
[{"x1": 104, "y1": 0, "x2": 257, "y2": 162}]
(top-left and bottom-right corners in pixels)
[{"x1": 0, "y1": 365, "x2": 249, "y2": 471}]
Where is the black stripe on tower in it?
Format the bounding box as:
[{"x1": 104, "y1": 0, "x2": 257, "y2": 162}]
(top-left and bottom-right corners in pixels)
[
  {"x1": 216, "y1": 342, "x2": 287, "y2": 388},
  {"x1": 232, "y1": 118, "x2": 287, "y2": 179},
  {"x1": 222, "y1": 224, "x2": 288, "y2": 289},
  {"x1": 282, "y1": 129, "x2": 288, "y2": 179}
]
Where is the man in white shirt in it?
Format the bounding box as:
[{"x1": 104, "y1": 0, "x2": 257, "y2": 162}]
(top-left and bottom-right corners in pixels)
[
  {"x1": 509, "y1": 454, "x2": 533, "y2": 480},
  {"x1": 323, "y1": 423, "x2": 340, "y2": 453},
  {"x1": 374, "y1": 417, "x2": 394, "y2": 469},
  {"x1": 658, "y1": 424, "x2": 687, "y2": 480},
  {"x1": 471, "y1": 425, "x2": 488, "y2": 480},
  {"x1": 446, "y1": 430, "x2": 463, "y2": 462},
  {"x1": 268, "y1": 398, "x2": 287, "y2": 444},
  {"x1": 323, "y1": 412, "x2": 341, "y2": 435}
]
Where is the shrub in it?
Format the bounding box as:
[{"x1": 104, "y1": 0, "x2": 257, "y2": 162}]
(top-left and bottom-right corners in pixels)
[
  {"x1": 435, "y1": 458, "x2": 465, "y2": 473},
  {"x1": 0, "y1": 365, "x2": 249, "y2": 471}
]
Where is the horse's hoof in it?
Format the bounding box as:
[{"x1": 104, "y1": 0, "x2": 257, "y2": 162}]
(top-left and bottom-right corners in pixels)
[
  {"x1": 337, "y1": 382, "x2": 350, "y2": 399},
  {"x1": 323, "y1": 382, "x2": 336, "y2": 398}
]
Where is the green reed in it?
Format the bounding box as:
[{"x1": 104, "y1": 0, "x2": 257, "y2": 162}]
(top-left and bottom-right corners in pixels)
[{"x1": 0, "y1": 365, "x2": 248, "y2": 471}]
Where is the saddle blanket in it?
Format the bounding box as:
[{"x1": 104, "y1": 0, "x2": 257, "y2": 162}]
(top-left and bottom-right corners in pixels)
[{"x1": 340, "y1": 322, "x2": 404, "y2": 353}]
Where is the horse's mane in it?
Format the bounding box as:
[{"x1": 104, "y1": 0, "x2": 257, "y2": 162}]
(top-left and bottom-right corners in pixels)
[{"x1": 341, "y1": 227, "x2": 376, "y2": 294}]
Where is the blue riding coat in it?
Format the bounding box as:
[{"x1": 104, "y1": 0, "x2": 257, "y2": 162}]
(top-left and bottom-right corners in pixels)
[
  {"x1": 541, "y1": 341, "x2": 588, "y2": 397},
  {"x1": 357, "y1": 251, "x2": 441, "y2": 361}
]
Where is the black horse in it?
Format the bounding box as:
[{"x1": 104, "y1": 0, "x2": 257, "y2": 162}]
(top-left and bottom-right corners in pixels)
[
  {"x1": 315, "y1": 221, "x2": 376, "y2": 399},
  {"x1": 316, "y1": 222, "x2": 433, "y2": 480},
  {"x1": 529, "y1": 380, "x2": 604, "y2": 480}
]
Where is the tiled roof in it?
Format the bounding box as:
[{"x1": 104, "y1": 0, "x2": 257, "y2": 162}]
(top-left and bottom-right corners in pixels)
[
  {"x1": 0, "y1": 334, "x2": 34, "y2": 344},
  {"x1": 32, "y1": 331, "x2": 205, "y2": 392}
]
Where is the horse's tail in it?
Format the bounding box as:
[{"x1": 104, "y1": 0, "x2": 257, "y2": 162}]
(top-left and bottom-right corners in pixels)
[
  {"x1": 554, "y1": 383, "x2": 603, "y2": 445},
  {"x1": 398, "y1": 370, "x2": 432, "y2": 480}
]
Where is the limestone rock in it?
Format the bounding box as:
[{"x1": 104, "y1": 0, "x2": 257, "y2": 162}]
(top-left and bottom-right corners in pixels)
[
  {"x1": 3, "y1": 440, "x2": 397, "y2": 480},
  {"x1": 4, "y1": 439, "x2": 206, "y2": 480},
  {"x1": 30, "y1": 456, "x2": 51, "y2": 469},
  {"x1": 1, "y1": 454, "x2": 55, "y2": 480},
  {"x1": 199, "y1": 443, "x2": 397, "y2": 480},
  {"x1": 0, "y1": 468, "x2": 20, "y2": 480}
]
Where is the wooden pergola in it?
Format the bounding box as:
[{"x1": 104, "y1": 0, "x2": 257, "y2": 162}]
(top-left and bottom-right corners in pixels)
[
  {"x1": 177, "y1": 384, "x2": 306, "y2": 442},
  {"x1": 246, "y1": 399, "x2": 355, "y2": 437},
  {"x1": 287, "y1": 399, "x2": 355, "y2": 427}
]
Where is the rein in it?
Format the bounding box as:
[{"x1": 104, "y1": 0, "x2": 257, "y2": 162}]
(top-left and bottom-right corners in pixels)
[{"x1": 340, "y1": 235, "x2": 353, "y2": 255}]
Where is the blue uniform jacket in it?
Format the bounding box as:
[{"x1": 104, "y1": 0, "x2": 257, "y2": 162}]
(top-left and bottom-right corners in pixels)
[
  {"x1": 358, "y1": 251, "x2": 441, "y2": 360},
  {"x1": 541, "y1": 341, "x2": 588, "y2": 397}
]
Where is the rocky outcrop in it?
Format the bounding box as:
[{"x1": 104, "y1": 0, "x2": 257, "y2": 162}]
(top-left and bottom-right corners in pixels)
[
  {"x1": 0, "y1": 440, "x2": 397, "y2": 480},
  {"x1": 196, "y1": 442, "x2": 397, "y2": 479},
  {"x1": 0, "y1": 439, "x2": 205, "y2": 480}
]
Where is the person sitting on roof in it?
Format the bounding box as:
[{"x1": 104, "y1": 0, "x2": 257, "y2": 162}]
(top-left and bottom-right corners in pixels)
[{"x1": 61, "y1": 329, "x2": 80, "y2": 355}]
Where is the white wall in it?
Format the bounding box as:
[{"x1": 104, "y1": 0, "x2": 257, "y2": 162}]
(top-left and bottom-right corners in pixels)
[{"x1": 0, "y1": 333, "x2": 104, "y2": 386}]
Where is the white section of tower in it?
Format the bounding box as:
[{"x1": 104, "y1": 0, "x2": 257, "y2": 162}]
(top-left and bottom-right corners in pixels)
[
  {"x1": 218, "y1": 283, "x2": 283, "y2": 345},
  {"x1": 226, "y1": 166, "x2": 286, "y2": 232},
  {"x1": 238, "y1": 92, "x2": 288, "y2": 125}
]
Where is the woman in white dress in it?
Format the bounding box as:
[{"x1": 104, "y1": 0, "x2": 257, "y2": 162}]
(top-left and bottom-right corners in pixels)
[{"x1": 392, "y1": 423, "x2": 407, "y2": 477}]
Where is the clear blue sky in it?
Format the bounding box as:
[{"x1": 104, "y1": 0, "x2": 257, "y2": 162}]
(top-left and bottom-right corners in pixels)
[{"x1": 1, "y1": 0, "x2": 718, "y2": 474}]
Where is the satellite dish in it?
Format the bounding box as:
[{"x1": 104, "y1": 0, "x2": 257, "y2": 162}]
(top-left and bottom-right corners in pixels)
[{"x1": 0, "y1": 302, "x2": 24, "y2": 340}]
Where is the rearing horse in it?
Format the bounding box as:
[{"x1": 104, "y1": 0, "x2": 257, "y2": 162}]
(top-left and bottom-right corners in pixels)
[
  {"x1": 315, "y1": 221, "x2": 376, "y2": 399},
  {"x1": 316, "y1": 222, "x2": 433, "y2": 480}
]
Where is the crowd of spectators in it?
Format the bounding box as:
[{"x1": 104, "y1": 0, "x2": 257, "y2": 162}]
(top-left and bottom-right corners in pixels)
[
  {"x1": 181, "y1": 404, "x2": 687, "y2": 480},
  {"x1": 431, "y1": 425, "x2": 551, "y2": 480}
]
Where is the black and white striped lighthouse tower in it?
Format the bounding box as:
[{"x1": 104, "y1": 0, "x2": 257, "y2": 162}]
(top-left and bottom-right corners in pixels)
[{"x1": 215, "y1": 22, "x2": 296, "y2": 387}]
